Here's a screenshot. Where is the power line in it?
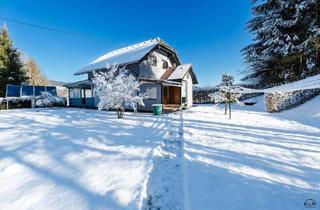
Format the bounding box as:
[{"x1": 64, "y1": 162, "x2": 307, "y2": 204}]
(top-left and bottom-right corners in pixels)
[{"x1": 0, "y1": 16, "x2": 82, "y2": 37}]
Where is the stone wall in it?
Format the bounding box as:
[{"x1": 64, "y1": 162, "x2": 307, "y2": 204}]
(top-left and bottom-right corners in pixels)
[{"x1": 265, "y1": 89, "x2": 320, "y2": 112}]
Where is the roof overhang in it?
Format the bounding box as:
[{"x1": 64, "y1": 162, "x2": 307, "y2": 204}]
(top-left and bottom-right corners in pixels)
[
  {"x1": 73, "y1": 61, "x2": 138, "y2": 76},
  {"x1": 64, "y1": 80, "x2": 93, "y2": 88},
  {"x1": 189, "y1": 66, "x2": 199, "y2": 84},
  {"x1": 140, "y1": 78, "x2": 182, "y2": 87}
]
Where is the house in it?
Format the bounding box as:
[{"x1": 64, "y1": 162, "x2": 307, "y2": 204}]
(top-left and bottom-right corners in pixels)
[{"x1": 64, "y1": 38, "x2": 198, "y2": 111}]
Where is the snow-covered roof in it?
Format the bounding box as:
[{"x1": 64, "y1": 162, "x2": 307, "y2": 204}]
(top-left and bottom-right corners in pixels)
[
  {"x1": 167, "y1": 64, "x2": 198, "y2": 84},
  {"x1": 74, "y1": 38, "x2": 161, "y2": 75},
  {"x1": 64, "y1": 79, "x2": 92, "y2": 88},
  {"x1": 168, "y1": 64, "x2": 192, "y2": 80}
]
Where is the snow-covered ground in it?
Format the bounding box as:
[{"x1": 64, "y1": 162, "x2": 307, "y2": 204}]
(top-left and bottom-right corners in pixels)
[
  {"x1": 0, "y1": 96, "x2": 319, "y2": 210},
  {"x1": 183, "y1": 96, "x2": 320, "y2": 210},
  {"x1": 0, "y1": 109, "x2": 169, "y2": 210}
]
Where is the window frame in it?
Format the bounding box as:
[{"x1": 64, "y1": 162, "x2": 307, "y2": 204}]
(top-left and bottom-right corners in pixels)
[
  {"x1": 70, "y1": 88, "x2": 81, "y2": 98},
  {"x1": 162, "y1": 60, "x2": 169, "y2": 69},
  {"x1": 85, "y1": 89, "x2": 93, "y2": 98},
  {"x1": 145, "y1": 86, "x2": 158, "y2": 99},
  {"x1": 149, "y1": 55, "x2": 157, "y2": 66}
]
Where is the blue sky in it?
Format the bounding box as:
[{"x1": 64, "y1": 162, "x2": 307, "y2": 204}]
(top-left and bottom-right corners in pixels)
[{"x1": 0, "y1": 0, "x2": 252, "y2": 86}]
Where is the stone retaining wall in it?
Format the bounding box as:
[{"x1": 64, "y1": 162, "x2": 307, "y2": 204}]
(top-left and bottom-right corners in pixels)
[{"x1": 265, "y1": 89, "x2": 320, "y2": 112}]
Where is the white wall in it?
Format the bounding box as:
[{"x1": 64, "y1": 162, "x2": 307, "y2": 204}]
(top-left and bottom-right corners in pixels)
[
  {"x1": 183, "y1": 72, "x2": 193, "y2": 107},
  {"x1": 139, "y1": 51, "x2": 173, "y2": 80}
]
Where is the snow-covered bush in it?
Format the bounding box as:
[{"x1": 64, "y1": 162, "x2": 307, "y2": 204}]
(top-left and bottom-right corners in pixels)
[
  {"x1": 265, "y1": 89, "x2": 320, "y2": 112},
  {"x1": 0, "y1": 93, "x2": 65, "y2": 110},
  {"x1": 35, "y1": 91, "x2": 65, "y2": 108},
  {"x1": 93, "y1": 65, "x2": 145, "y2": 118},
  {"x1": 0, "y1": 97, "x2": 34, "y2": 110}
]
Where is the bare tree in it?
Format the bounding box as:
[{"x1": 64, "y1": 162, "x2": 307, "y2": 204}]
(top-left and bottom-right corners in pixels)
[{"x1": 24, "y1": 58, "x2": 50, "y2": 86}]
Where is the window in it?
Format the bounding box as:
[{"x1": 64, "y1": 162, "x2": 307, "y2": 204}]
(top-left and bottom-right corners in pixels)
[
  {"x1": 70, "y1": 88, "x2": 80, "y2": 98},
  {"x1": 145, "y1": 87, "x2": 157, "y2": 99},
  {"x1": 85, "y1": 89, "x2": 93, "y2": 98},
  {"x1": 149, "y1": 56, "x2": 157, "y2": 66},
  {"x1": 162, "y1": 60, "x2": 168, "y2": 69}
]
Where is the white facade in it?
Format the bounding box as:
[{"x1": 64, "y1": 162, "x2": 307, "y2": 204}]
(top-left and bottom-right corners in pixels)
[
  {"x1": 69, "y1": 38, "x2": 198, "y2": 111},
  {"x1": 182, "y1": 72, "x2": 193, "y2": 107},
  {"x1": 139, "y1": 51, "x2": 173, "y2": 80}
]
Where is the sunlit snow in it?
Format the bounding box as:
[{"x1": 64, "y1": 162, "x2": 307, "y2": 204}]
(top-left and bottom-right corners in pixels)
[{"x1": 0, "y1": 95, "x2": 319, "y2": 210}]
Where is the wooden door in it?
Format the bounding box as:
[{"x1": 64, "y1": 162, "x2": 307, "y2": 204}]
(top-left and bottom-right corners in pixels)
[{"x1": 163, "y1": 86, "x2": 169, "y2": 104}]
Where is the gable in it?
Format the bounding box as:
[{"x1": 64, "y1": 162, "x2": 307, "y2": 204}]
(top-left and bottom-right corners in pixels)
[{"x1": 167, "y1": 64, "x2": 199, "y2": 84}]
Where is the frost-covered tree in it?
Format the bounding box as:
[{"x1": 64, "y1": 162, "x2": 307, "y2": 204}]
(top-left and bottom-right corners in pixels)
[
  {"x1": 93, "y1": 65, "x2": 145, "y2": 118},
  {"x1": 0, "y1": 25, "x2": 27, "y2": 96},
  {"x1": 242, "y1": 0, "x2": 320, "y2": 88},
  {"x1": 209, "y1": 74, "x2": 243, "y2": 119},
  {"x1": 209, "y1": 87, "x2": 243, "y2": 105}
]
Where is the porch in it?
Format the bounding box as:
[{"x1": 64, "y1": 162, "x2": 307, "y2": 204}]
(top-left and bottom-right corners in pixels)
[
  {"x1": 162, "y1": 85, "x2": 182, "y2": 113},
  {"x1": 65, "y1": 80, "x2": 96, "y2": 108}
]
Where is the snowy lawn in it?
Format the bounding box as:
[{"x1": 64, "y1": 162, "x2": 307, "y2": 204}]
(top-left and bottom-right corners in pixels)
[
  {"x1": 0, "y1": 108, "x2": 170, "y2": 210},
  {"x1": 183, "y1": 96, "x2": 320, "y2": 210},
  {"x1": 0, "y1": 96, "x2": 319, "y2": 210}
]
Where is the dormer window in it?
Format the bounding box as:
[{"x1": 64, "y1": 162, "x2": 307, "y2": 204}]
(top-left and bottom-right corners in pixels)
[
  {"x1": 149, "y1": 56, "x2": 157, "y2": 66},
  {"x1": 162, "y1": 60, "x2": 168, "y2": 69}
]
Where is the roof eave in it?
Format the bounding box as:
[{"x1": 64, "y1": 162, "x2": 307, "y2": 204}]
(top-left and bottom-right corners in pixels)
[
  {"x1": 73, "y1": 60, "x2": 140, "y2": 76},
  {"x1": 64, "y1": 79, "x2": 93, "y2": 88},
  {"x1": 189, "y1": 66, "x2": 199, "y2": 84}
]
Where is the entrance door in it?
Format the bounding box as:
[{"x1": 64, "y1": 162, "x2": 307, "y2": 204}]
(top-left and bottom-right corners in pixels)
[
  {"x1": 163, "y1": 86, "x2": 169, "y2": 104},
  {"x1": 162, "y1": 86, "x2": 181, "y2": 105}
]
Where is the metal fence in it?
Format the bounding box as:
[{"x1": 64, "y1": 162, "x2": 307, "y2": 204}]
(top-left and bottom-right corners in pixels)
[{"x1": 6, "y1": 84, "x2": 57, "y2": 97}]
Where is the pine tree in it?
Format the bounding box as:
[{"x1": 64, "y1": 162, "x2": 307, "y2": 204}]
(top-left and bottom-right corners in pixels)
[
  {"x1": 24, "y1": 58, "x2": 50, "y2": 86},
  {"x1": 0, "y1": 24, "x2": 27, "y2": 96},
  {"x1": 242, "y1": 0, "x2": 320, "y2": 88},
  {"x1": 300, "y1": 0, "x2": 320, "y2": 77}
]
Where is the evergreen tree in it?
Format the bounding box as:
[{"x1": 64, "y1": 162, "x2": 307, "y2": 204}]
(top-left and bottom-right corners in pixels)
[
  {"x1": 0, "y1": 25, "x2": 27, "y2": 97},
  {"x1": 242, "y1": 0, "x2": 320, "y2": 88},
  {"x1": 301, "y1": 0, "x2": 320, "y2": 76}
]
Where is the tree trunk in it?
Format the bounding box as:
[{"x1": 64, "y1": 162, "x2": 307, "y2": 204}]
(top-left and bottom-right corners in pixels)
[
  {"x1": 229, "y1": 101, "x2": 231, "y2": 120},
  {"x1": 117, "y1": 107, "x2": 124, "y2": 119},
  {"x1": 226, "y1": 92, "x2": 231, "y2": 119},
  {"x1": 224, "y1": 102, "x2": 227, "y2": 115}
]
